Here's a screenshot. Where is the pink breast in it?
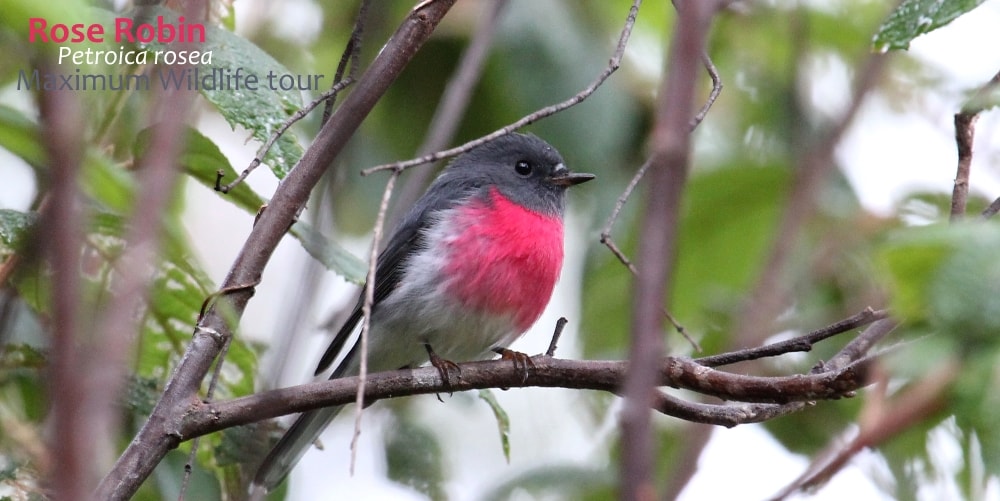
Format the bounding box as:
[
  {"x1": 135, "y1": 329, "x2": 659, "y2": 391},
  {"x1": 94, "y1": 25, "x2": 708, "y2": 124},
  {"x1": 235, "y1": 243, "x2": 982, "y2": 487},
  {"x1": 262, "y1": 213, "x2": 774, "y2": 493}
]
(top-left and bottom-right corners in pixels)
[{"x1": 441, "y1": 188, "x2": 564, "y2": 332}]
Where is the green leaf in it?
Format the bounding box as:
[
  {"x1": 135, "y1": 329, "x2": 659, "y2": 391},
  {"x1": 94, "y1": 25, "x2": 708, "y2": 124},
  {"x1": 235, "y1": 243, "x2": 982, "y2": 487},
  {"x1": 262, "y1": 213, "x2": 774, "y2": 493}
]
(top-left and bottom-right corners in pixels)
[
  {"x1": 152, "y1": 126, "x2": 366, "y2": 282},
  {"x1": 384, "y1": 415, "x2": 447, "y2": 500},
  {"x1": 135, "y1": 5, "x2": 304, "y2": 177},
  {"x1": 480, "y1": 464, "x2": 615, "y2": 501},
  {"x1": 878, "y1": 223, "x2": 1000, "y2": 349},
  {"x1": 81, "y1": 152, "x2": 137, "y2": 214},
  {"x1": 928, "y1": 238, "x2": 1000, "y2": 348},
  {"x1": 477, "y1": 389, "x2": 511, "y2": 463},
  {"x1": 878, "y1": 225, "x2": 956, "y2": 322},
  {"x1": 0, "y1": 209, "x2": 36, "y2": 257},
  {"x1": 289, "y1": 222, "x2": 366, "y2": 284},
  {"x1": 167, "y1": 127, "x2": 266, "y2": 214},
  {"x1": 0, "y1": 105, "x2": 44, "y2": 168},
  {"x1": 872, "y1": 0, "x2": 987, "y2": 52}
]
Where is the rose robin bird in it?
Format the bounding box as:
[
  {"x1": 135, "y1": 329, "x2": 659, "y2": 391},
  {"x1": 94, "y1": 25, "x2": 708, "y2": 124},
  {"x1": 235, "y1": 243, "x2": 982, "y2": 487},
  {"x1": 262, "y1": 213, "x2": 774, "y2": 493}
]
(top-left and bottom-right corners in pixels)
[{"x1": 253, "y1": 132, "x2": 594, "y2": 491}]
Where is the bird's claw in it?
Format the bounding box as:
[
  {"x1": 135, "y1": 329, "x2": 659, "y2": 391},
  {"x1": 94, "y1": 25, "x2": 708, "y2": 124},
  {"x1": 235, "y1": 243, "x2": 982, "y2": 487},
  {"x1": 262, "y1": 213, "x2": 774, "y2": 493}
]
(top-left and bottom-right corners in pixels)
[
  {"x1": 493, "y1": 347, "x2": 534, "y2": 384},
  {"x1": 425, "y1": 344, "x2": 461, "y2": 400}
]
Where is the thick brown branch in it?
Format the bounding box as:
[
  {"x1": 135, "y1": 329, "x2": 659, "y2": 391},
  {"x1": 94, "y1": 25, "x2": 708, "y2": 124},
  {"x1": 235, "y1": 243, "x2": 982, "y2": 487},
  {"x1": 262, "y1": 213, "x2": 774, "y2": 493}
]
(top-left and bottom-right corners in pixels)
[{"x1": 177, "y1": 355, "x2": 869, "y2": 441}]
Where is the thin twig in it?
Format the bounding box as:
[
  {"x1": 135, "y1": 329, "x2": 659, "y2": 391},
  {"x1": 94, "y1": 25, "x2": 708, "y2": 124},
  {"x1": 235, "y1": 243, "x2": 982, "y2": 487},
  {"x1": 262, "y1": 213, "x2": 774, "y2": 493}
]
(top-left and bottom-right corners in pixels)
[
  {"x1": 350, "y1": 169, "x2": 400, "y2": 473},
  {"x1": 690, "y1": 51, "x2": 723, "y2": 130},
  {"x1": 696, "y1": 307, "x2": 889, "y2": 367},
  {"x1": 950, "y1": 112, "x2": 977, "y2": 221},
  {"x1": 362, "y1": 0, "x2": 643, "y2": 177},
  {"x1": 951, "y1": 69, "x2": 1000, "y2": 220},
  {"x1": 597, "y1": 45, "x2": 724, "y2": 351},
  {"x1": 222, "y1": 0, "x2": 370, "y2": 193},
  {"x1": 323, "y1": 0, "x2": 370, "y2": 125},
  {"x1": 218, "y1": 78, "x2": 355, "y2": 193},
  {"x1": 599, "y1": 158, "x2": 650, "y2": 275},
  {"x1": 981, "y1": 196, "x2": 1000, "y2": 219},
  {"x1": 598, "y1": 48, "x2": 724, "y2": 273},
  {"x1": 387, "y1": 0, "x2": 510, "y2": 228},
  {"x1": 197, "y1": 281, "x2": 260, "y2": 321},
  {"x1": 546, "y1": 317, "x2": 569, "y2": 357},
  {"x1": 821, "y1": 318, "x2": 897, "y2": 372}
]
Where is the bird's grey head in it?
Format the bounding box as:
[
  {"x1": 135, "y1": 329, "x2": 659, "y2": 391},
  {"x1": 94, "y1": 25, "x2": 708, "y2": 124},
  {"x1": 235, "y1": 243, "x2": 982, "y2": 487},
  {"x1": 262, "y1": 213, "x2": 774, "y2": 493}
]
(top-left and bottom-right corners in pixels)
[{"x1": 438, "y1": 133, "x2": 594, "y2": 216}]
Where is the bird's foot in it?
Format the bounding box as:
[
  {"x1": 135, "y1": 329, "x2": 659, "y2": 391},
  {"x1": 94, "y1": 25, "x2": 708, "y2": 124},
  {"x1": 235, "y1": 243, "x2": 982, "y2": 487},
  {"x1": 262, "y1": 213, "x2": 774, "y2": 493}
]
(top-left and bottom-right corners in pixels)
[
  {"x1": 425, "y1": 344, "x2": 461, "y2": 400},
  {"x1": 493, "y1": 347, "x2": 534, "y2": 384}
]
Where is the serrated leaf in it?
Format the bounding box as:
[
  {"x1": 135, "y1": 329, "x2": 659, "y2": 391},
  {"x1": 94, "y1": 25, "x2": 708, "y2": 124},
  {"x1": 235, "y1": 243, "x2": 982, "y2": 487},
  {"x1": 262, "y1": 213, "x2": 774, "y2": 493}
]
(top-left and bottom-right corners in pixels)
[
  {"x1": 0, "y1": 209, "x2": 36, "y2": 257},
  {"x1": 872, "y1": 0, "x2": 987, "y2": 52},
  {"x1": 478, "y1": 389, "x2": 511, "y2": 463},
  {"x1": 133, "y1": 6, "x2": 304, "y2": 177}
]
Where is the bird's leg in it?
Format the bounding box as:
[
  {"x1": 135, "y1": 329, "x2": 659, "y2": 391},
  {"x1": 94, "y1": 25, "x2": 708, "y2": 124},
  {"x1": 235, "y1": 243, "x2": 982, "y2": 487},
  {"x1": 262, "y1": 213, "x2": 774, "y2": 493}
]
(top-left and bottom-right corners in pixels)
[
  {"x1": 424, "y1": 343, "x2": 461, "y2": 394},
  {"x1": 492, "y1": 347, "x2": 534, "y2": 384}
]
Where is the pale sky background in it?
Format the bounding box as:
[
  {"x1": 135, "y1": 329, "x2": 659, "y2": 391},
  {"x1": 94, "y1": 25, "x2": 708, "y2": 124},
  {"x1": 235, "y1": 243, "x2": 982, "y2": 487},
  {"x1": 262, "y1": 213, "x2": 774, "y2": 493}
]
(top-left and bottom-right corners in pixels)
[{"x1": 3, "y1": 1, "x2": 1000, "y2": 500}]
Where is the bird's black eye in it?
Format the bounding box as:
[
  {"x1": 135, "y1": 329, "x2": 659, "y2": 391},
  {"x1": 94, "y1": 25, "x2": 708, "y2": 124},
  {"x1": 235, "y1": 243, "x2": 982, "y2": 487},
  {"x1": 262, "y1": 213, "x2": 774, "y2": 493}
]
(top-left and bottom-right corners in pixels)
[{"x1": 515, "y1": 160, "x2": 532, "y2": 176}]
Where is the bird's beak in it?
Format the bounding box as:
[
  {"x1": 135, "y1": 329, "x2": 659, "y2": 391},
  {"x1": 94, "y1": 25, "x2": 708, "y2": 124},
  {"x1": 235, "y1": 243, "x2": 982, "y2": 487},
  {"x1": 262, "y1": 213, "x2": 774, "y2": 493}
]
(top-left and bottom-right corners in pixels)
[{"x1": 549, "y1": 164, "x2": 595, "y2": 187}]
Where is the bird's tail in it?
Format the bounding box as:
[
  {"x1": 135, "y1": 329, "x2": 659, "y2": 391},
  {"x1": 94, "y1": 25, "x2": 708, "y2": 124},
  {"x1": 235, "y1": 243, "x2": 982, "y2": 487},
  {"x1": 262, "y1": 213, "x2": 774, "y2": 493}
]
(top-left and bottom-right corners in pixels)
[{"x1": 251, "y1": 404, "x2": 345, "y2": 493}]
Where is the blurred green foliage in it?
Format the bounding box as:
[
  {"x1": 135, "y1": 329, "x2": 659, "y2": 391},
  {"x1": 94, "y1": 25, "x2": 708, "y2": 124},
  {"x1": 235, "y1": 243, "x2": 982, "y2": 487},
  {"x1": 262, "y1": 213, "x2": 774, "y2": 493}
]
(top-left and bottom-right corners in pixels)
[{"x1": 1, "y1": 0, "x2": 1000, "y2": 500}]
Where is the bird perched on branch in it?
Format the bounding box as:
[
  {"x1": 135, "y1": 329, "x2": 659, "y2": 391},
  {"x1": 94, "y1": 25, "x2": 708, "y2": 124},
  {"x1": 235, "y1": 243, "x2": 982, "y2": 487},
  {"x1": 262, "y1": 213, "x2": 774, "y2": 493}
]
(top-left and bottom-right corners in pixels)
[{"x1": 253, "y1": 132, "x2": 594, "y2": 491}]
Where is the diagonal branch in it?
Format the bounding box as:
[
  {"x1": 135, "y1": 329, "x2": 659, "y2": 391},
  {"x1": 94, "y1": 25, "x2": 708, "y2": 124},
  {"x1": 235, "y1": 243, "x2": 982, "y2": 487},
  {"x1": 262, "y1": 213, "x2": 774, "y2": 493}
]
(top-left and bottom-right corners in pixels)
[
  {"x1": 771, "y1": 361, "x2": 955, "y2": 501},
  {"x1": 96, "y1": 2, "x2": 459, "y2": 499}
]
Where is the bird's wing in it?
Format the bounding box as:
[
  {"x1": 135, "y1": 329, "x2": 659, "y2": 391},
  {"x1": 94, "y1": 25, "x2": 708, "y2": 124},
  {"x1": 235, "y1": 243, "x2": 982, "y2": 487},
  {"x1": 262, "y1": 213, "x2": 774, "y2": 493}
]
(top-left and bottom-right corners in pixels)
[
  {"x1": 252, "y1": 214, "x2": 432, "y2": 492},
  {"x1": 313, "y1": 181, "x2": 465, "y2": 375}
]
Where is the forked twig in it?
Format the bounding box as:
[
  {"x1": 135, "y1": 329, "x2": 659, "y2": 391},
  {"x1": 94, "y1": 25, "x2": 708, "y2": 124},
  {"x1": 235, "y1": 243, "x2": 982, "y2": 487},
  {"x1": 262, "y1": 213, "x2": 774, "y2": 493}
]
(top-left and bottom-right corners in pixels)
[{"x1": 362, "y1": 0, "x2": 643, "y2": 176}]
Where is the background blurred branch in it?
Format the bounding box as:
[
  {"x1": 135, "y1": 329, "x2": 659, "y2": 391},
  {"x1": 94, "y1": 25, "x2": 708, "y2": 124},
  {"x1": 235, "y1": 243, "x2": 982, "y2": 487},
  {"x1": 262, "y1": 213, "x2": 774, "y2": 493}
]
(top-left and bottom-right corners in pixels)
[
  {"x1": 37, "y1": 61, "x2": 87, "y2": 501},
  {"x1": 622, "y1": 1, "x2": 721, "y2": 499},
  {"x1": 734, "y1": 52, "x2": 887, "y2": 349}
]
